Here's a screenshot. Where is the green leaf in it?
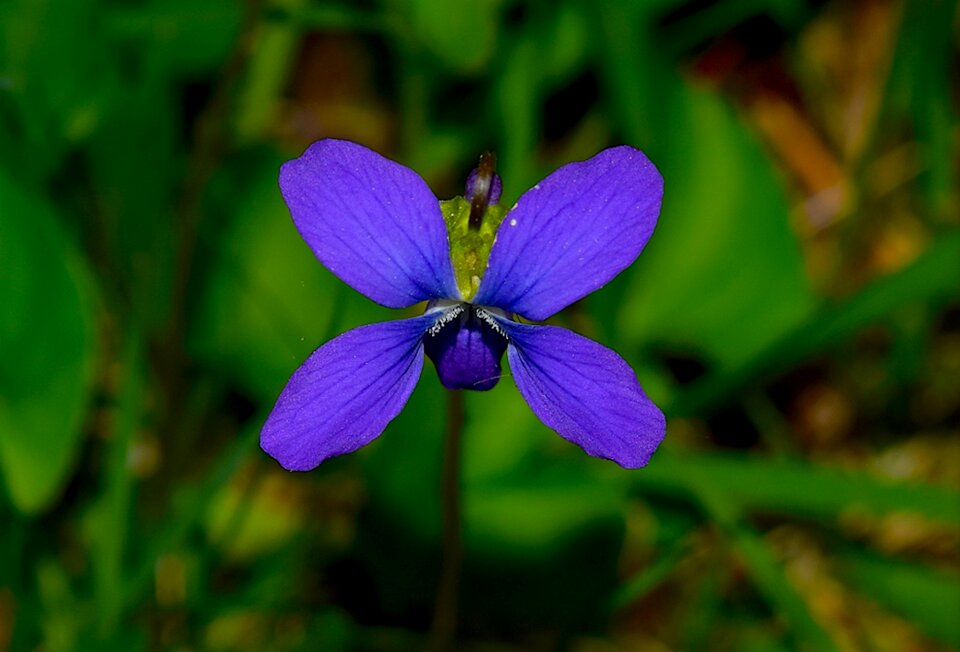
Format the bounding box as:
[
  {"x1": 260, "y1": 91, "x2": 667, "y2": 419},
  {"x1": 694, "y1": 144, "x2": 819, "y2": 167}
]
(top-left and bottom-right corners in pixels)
[
  {"x1": 672, "y1": 231, "x2": 960, "y2": 416},
  {"x1": 105, "y1": 0, "x2": 242, "y2": 76},
  {"x1": 403, "y1": 0, "x2": 501, "y2": 73},
  {"x1": 365, "y1": 373, "x2": 627, "y2": 553},
  {"x1": 233, "y1": 0, "x2": 309, "y2": 143},
  {"x1": 0, "y1": 0, "x2": 119, "y2": 179},
  {"x1": 666, "y1": 462, "x2": 841, "y2": 652},
  {"x1": 0, "y1": 172, "x2": 98, "y2": 513},
  {"x1": 191, "y1": 153, "x2": 392, "y2": 399},
  {"x1": 635, "y1": 451, "x2": 959, "y2": 525},
  {"x1": 87, "y1": 73, "x2": 177, "y2": 331},
  {"x1": 618, "y1": 81, "x2": 815, "y2": 371}
]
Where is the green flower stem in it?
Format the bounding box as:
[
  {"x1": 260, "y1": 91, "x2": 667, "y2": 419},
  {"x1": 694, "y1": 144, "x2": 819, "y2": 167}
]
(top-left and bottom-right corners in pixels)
[{"x1": 428, "y1": 390, "x2": 465, "y2": 652}]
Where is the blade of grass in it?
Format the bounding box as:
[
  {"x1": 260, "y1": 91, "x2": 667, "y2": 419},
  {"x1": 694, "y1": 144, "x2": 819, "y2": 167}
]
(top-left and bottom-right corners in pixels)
[
  {"x1": 93, "y1": 331, "x2": 142, "y2": 637},
  {"x1": 608, "y1": 531, "x2": 694, "y2": 612},
  {"x1": 635, "y1": 451, "x2": 959, "y2": 525},
  {"x1": 683, "y1": 471, "x2": 841, "y2": 652},
  {"x1": 836, "y1": 548, "x2": 960, "y2": 645},
  {"x1": 493, "y1": 36, "x2": 541, "y2": 200},
  {"x1": 233, "y1": 0, "x2": 309, "y2": 143},
  {"x1": 120, "y1": 420, "x2": 260, "y2": 611},
  {"x1": 671, "y1": 230, "x2": 960, "y2": 417}
]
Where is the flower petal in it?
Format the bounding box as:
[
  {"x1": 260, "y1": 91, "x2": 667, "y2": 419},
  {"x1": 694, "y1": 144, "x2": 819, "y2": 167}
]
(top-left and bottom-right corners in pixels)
[
  {"x1": 261, "y1": 315, "x2": 434, "y2": 470},
  {"x1": 424, "y1": 305, "x2": 509, "y2": 391},
  {"x1": 280, "y1": 139, "x2": 459, "y2": 307},
  {"x1": 475, "y1": 146, "x2": 663, "y2": 320},
  {"x1": 499, "y1": 321, "x2": 665, "y2": 468}
]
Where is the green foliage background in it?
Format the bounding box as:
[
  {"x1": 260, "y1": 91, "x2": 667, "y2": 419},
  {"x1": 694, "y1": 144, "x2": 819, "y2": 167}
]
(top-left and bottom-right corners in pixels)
[{"x1": 0, "y1": 0, "x2": 958, "y2": 650}]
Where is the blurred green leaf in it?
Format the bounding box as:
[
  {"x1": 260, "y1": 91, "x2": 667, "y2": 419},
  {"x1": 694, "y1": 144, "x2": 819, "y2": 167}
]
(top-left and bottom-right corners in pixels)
[
  {"x1": 0, "y1": 0, "x2": 118, "y2": 179},
  {"x1": 402, "y1": 0, "x2": 501, "y2": 73},
  {"x1": 0, "y1": 173, "x2": 98, "y2": 513},
  {"x1": 234, "y1": 0, "x2": 308, "y2": 143},
  {"x1": 121, "y1": 422, "x2": 260, "y2": 611},
  {"x1": 191, "y1": 153, "x2": 391, "y2": 399},
  {"x1": 837, "y1": 549, "x2": 960, "y2": 645},
  {"x1": 673, "y1": 230, "x2": 960, "y2": 416},
  {"x1": 106, "y1": 0, "x2": 242, "y2": 75},
  {"x1": 536, "y1": 1, "x2": 590, "y2": 84},
  {"x1": 493, "y1": 36, "x2": 541, "y2": 199},
  {"x1": 367, "y1": 374, "x2": 627, "y2": 555},
  {"x1": 88, "y1": 68, "x2": 177, "y2": 330},
  {"x1": 35, "y1": 558, "x2": 83, "y2": 652},
  {"x1": 467, "y1": 468, "x2": 624, "y2": 557},
  {"x1": 619, "y1": 81, "x2": 815, "y2": 371},
  {"x1": 678, "y1": 466, "x2": 841, "y2": 652},
  {"x1": 635, "y1": 452, "x2": 959, "y2": 525},
  {"x1": 891, "y1": 1, "x2": 958, "y2": 221},
  {"x1": 589, "y1": 0, "x2": 672, "y2": 148},
  {"x1": 87, "y1": 334, "x2": 142, "y2": 636}
]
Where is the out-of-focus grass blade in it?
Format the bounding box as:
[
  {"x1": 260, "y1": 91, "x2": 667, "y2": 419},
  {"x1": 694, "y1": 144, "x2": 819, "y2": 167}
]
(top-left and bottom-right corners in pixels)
[
  {"x1": 892, "y1": 1, "x2": 958, "y2": 222},
  {"x1": 722, "y1": 519, "x2": 840, "y2": 652},
  {"x1": 588, "y1": 0, "x2": 816, "y2": 374},
  {"x1": 672, "y1": 230, "x2": 960, "y2": 417},
  {"x1": 635, "y1": 451, "x2": 959, "y2": 525},
  {"x1": 121, "y1": 422, "x2": 260, "y2": 612},
  {"x1": 684, "y1": 471, "x2": 841, "y2": 652},
  {"x1": 90, "y1": 333, "x2": 142, "y2": 637},
  {"x1": 234, "y1": 0, "x2": 309, "y2": 143},
  {"x1": 402, "y1": 0, "x2": 501, "y2": 73},
  {"x1": 493, "y1": 36, "x2": 541, "y2": 200},
  {"x1": 837, "y1": 549, "x2": 960, "y2": 646},
  {"x1": 608, "y1": 532, "x2": 693, "y2": 611}
]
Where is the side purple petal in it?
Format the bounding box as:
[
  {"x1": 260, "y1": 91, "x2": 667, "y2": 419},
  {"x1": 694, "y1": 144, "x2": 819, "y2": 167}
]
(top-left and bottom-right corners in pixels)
[
  {"x1": 474, "y1": 146, "x2": 663, "y2": 320},
  {"x1": 499, "y1": 321, "x2": 665, "y2": 468},
  {"x1": 280, "y1": 139, "x2": 460, "y2": 307},
  {"x1": 261, "y1": 315, "x2": 434, "y2": 470}
]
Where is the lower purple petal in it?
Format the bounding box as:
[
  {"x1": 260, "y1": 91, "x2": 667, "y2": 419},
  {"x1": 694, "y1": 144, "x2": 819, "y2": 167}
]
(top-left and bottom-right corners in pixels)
[
  {"x1": 424, "y1": 306, "x2": 508, "y2": 391},
  {"x1": 500, "y1": 321, "x2": 665, "y2": 468},
  {"x1": 261, "y1": 315, "x2": 433, "y2": 470}
]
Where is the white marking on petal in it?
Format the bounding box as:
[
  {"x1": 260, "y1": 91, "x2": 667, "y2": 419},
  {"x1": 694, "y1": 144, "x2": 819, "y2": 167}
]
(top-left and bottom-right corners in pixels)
[
  {"x1": 426, "y1": 303, "x2": 465, "y2": 335},
  {"x1": 509, "y1": 218, "x2": 517, "y2": 227},
  {"x1": 475, "y1": 307, "x2": 509, "y2": 339}
]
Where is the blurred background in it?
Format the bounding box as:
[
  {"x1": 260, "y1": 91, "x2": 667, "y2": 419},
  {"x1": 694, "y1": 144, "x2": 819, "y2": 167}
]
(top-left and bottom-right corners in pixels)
[{"x1": 1, "y1": 0, "x2": 958, "y2": 650}]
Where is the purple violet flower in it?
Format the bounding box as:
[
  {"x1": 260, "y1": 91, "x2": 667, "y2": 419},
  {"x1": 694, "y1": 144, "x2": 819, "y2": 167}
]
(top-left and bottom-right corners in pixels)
[{"x1": 262, "y1": 139, "x2": 666, "y2": 470}]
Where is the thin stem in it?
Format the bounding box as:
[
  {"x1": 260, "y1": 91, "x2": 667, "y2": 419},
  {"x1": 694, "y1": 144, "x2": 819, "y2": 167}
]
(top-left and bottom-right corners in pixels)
[{"x1": 427, "y1": 390, "x2": 465, "y2": 652}]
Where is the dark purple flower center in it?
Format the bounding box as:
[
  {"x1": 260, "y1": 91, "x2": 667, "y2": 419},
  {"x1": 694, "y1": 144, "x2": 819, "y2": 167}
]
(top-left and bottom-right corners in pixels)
[{"x1": 424, "y1": 303, "x2": 509, "y2": 391}]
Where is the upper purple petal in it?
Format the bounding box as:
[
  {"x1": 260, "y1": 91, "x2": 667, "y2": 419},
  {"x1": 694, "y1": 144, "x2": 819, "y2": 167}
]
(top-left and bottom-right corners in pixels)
[
  {"x1": 498, "y1": 320, "x2": 665, "y2": 468},
  {"x1": 280, "y1": 139, "x2": 460, "y2": 307},
  {"x1": 261, "y1": 315, "x2": 434, "y2": 470},
  {"x1": 474, "y1": 146, "x2": 663, "y2": 320}
]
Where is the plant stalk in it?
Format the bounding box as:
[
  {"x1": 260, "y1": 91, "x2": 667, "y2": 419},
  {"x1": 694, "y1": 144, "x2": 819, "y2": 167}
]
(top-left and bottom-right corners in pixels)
[{"x1": 427, "y1": 389, "x2": 465, "y2": 652}]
